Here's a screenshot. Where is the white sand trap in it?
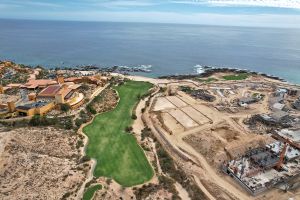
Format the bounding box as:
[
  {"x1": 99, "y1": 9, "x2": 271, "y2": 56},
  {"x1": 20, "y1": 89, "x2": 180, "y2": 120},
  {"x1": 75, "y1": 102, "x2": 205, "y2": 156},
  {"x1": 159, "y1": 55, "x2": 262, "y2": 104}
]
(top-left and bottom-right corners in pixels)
[
  {"x1": 153, "y1": 97, "x2": 176, "y2": 111},
  {"x1": 161, "y1": 112, "x2": 185, "y2": 134},
  {"x1": 166, "y1": 96, "x2": 187, "y2": 108},
  {"x1": 181, "y1": 106, "x2": 210, "y2": 125},
  {"x1": 168, "y1": 109, "x2": 198, "y2": 129}
]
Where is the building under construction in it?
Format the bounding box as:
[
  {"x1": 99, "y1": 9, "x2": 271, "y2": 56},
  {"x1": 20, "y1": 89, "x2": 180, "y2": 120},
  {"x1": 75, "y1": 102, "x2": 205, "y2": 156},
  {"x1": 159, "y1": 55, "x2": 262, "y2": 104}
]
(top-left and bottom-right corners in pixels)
[{"x1": 224, "y1": 140, "x2": 300, "y2": 195}]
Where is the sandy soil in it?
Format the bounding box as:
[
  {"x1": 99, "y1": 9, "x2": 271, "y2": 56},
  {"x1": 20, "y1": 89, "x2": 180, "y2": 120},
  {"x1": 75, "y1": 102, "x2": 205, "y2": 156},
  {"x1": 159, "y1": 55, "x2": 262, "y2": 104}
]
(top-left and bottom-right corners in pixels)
[
  {"x1": 152, "y1": 97, "x2": 176, "y2": 111},
  {"x1": 181, "y1": 106, "x2": 210, "y2": 125},
  {"x1": 160, "y1": 112, "x2": 185, "y2": 134},
  {"x1": 166, "y1": 96, "x2": 187, "y2": 107},
  {"x1": 175, "y1": 182, "x2": 191, "y2": 200},
  {"x1": 0, "y1": 127, "x2": 88, "y2": 200},
  {"x1": 169, "y1": 109, "x2": 198, "y2": 129}
]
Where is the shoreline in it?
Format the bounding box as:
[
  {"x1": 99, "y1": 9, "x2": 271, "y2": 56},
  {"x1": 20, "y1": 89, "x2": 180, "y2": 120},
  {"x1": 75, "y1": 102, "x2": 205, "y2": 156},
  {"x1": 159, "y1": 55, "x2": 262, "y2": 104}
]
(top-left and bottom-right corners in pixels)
[
  {"x1": 158, "y1": 67, "x2": 287, "y2": 83},
  {"x1": 1, "y1": 60, "x2": 298, "y2": 85}
]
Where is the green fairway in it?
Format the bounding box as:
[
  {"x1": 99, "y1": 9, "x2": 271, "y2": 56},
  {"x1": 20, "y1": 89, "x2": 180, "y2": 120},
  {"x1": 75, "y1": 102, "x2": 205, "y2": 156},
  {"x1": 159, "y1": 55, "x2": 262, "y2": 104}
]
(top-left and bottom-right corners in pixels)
[
  {"x1": 83, "y1": 81, "x2": 154, "y2": 187},
  {"x1": 222, "y1": 73, "x2": 249, "y2": 80},
  {"x1": 83, "y1": 184, "x2": 102, "y2": 200}
]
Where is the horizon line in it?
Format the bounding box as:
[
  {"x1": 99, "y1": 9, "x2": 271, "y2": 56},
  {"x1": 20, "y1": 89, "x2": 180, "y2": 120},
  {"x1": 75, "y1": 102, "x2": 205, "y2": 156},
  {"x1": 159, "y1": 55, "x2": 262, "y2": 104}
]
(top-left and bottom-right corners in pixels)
[{"x1": 0, "y1": 17, "x2": 299, "y2": 29}]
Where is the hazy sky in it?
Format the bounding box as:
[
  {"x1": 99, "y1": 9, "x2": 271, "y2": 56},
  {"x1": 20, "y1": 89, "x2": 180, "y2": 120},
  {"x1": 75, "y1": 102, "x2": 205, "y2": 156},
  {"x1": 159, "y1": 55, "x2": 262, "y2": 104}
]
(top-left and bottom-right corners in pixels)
[{"x1": 0, "y1": 0, "x2": 300, "y2": 27}]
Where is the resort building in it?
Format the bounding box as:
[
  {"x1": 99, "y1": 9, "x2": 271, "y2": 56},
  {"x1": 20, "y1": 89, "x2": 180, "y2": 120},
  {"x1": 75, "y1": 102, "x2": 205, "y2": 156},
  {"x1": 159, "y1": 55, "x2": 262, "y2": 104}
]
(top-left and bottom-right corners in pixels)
[
  {"x1": 35, "y1": 82, "x2": 85, "y2": 109},
  {"x1": 16, "y1": 101, "x2": 55, "y2": 116},
  {"x1": 21, "y1": 79, "x2": 57, "y2": 90},
  {"x1": 37, "y1": 85, "x2": 62, "y2": 100}
]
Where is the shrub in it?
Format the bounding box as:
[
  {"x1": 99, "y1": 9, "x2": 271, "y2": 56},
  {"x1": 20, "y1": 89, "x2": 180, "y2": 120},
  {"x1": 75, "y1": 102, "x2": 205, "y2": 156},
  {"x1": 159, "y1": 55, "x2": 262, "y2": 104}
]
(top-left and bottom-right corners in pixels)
[
  {"x1": 75, "y1": 118, "x2": 84, "y2": 127},
  {"x1": 81, "y1": 83, "x2": 89, "y2": 91},
  {"x1": 64, "y1": 118, "x2": 74, "y2": 130},
  {"x1": 61, "y1": 103, "x2": 71, "y2": 112},
  {"x1": 86, "y1": 104, "x2": 97, "y2": 114},
  {"x1": 141, "y1": 128, "x2": 151, "y2": 141},
  {"x1": 125, "y1": 126, "x2": 133, "y2": 133},
  {"x1": 76, "y1": 140, "x2": 84, "y2": 149},
  {"x1": 81, "y1": 155, "x2": 91, "y2": 163},
  {"x1": 131, "y1": 114, "x2": 137, "y2": 120}
]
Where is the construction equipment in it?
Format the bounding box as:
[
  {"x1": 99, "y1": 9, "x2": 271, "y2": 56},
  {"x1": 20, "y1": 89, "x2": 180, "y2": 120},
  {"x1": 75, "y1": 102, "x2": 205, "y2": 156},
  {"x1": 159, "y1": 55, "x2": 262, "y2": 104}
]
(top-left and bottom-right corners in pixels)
[
  {"x1": 272, "y1": 133, "x2": 300, "y2": 150},
  {"x1": 276, "y1": 143, "x2": 287, "y2": 170}
]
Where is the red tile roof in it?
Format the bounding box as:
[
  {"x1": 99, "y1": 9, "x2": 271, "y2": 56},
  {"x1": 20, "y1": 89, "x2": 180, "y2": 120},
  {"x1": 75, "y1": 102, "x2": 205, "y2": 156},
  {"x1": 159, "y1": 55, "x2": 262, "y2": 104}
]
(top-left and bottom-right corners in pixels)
[
  {"x1": 38, "y1": 85, "x2": 61, "y2": 97},
  {"x1": 23, "y1": 79, "x2": 57, "y2": 89}
]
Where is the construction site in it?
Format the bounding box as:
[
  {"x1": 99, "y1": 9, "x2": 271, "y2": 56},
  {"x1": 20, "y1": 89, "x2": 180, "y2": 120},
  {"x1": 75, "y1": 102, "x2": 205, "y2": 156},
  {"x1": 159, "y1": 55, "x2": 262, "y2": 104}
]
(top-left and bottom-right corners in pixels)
[{"x1": 145, "y1": 72, "x2": 300, "y2": 199}]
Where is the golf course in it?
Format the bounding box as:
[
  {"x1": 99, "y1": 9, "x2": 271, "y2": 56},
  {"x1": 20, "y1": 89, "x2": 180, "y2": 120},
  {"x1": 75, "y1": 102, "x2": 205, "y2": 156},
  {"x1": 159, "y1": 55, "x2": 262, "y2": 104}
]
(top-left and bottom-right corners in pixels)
[{"x1": 83, "y1": 80, "x2": 154, "y2": 187}]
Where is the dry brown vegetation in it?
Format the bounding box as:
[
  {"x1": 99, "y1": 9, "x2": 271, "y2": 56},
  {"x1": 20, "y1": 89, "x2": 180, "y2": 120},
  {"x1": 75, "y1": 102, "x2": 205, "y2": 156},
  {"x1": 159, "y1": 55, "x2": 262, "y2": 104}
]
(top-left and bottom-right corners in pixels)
[
  {"x1": 90, "y1": 88, "x2": 119, "y2": 113},
  {"x1": 0, "y1": 126, "x2": 89, "y2": 200}
]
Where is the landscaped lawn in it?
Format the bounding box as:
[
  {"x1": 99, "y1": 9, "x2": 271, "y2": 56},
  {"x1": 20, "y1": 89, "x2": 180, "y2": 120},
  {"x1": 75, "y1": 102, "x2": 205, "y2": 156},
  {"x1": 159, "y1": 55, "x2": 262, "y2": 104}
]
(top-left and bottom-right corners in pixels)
[
  {"x1": 222, "y1": 73, "x2": 250, "y2": 80},
  {"x1": 83, "y1": 81, "x2": 154, "y2": 187},
  {"x1": 83, "y1": 184, "x2": 102, "y2": 200}
]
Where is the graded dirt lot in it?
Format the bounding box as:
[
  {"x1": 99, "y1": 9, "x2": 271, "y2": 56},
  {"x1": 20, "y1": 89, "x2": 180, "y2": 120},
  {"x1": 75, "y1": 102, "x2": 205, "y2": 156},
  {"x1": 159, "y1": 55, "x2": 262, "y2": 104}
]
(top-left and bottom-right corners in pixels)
[
  {"x1": 181, "y1": 106, "x2": 210, "y2": 125},
  {"x1": 0, "y1": 126, "x2": 87, "y2": 200},
  {"x1": 153, "y1": 97, "x2": 176, "y2": 111},
  {"x1": 168, "y1": 109, "x2": 198, "y2": 129},
  {"x1": 166, "y1": 96, "x2": 187, "y2": 107},
  {"x1": 160, "y1": 112, "x2": 185, "y2": 134}
]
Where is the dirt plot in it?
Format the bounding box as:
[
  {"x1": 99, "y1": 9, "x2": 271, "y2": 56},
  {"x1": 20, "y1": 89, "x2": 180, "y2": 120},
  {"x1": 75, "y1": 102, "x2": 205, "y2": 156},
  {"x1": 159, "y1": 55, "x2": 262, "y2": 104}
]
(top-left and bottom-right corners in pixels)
[
  {"x1": 193, "y1": 104, "x2": 215, "y2": 120},
  {"x1": 153, "y1": 97, "x2": 176, "y2": 111},
  {"x1": 181, "y1": 106, "x2": 210, "y2": 125},
  {"x1": 177, "y1": 91, "x2": 199, "y2": 105},
  {"x1": 168, "y1": 109, "x2": 198, "y2": 129},
  {"x1": 0, "y1": 127, "x2": 87, "y2": 200},
  {"x1": 183, "y1": 122, "x2": 272, "y2": 167},
  {"x1": 160, "y1": 112, "x2": 185, "y2": 134},
  {"x1": 166, "y1": 96, "x2": 187, "y2": 107}
]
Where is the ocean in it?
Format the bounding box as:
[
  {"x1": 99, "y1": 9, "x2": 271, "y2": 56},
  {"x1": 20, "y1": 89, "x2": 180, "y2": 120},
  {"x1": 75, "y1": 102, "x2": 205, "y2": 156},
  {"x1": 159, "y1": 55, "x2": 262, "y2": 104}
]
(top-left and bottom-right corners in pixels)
[{"x1": 0, "y1": 19, "x2": 300, "y2": 83}]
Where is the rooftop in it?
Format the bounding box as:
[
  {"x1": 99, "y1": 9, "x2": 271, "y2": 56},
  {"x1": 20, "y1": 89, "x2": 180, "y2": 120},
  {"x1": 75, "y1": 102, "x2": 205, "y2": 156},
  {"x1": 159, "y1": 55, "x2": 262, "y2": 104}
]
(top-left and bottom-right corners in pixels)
[
  {"x1": 38, "y1": 85, "x2": 61, "y2": 97},
  {"x1": 22, "y1": 79, "x2": 57, "y2": 89},
  {"x1": 16, "y1": 102, "x2": 49, "y2": 110},
  {"x1": 0, "y1": 94, "x2": 19, "y2": 105}
]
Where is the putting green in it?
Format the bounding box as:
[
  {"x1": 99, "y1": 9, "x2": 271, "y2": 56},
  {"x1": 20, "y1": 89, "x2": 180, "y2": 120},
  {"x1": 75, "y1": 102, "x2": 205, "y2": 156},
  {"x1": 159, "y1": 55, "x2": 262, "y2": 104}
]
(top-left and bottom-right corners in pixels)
[{"x1": 83, "y1": 81, "x2": 154, "y2": 187}]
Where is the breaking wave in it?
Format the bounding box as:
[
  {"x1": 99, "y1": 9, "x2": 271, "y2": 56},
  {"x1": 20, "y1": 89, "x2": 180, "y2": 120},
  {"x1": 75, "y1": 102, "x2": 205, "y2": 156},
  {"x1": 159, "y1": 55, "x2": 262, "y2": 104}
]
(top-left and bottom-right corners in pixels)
[{"x1": 194, "y1": 64, "x2": 205, "y2": 74}]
